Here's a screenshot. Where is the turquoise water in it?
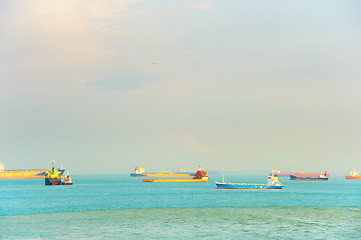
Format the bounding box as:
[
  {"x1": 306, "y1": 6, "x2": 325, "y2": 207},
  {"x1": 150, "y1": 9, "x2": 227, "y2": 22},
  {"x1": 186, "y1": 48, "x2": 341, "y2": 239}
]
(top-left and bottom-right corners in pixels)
[
  {"x1": 1, "y1": 174, "x2": 361, "y2": 239},
  {"x1": 2, "y1": 207, "x2": 361, "y2": 239}
]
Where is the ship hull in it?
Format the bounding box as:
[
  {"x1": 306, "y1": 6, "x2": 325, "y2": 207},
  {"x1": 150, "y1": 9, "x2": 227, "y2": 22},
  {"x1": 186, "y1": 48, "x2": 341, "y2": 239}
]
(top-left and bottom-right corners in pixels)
[
  {"x1": 293, "y1": 173, "x2": 330, "y2": 178},
  {"x1": 131, "y1": 173, "x2": 194, "y2": 178},
  {"x1": 130, "y1": 173, "x2": 147, "y2": 177},
  {"x1": 143, "y1": 178, "x2": 208, "y2": 182},
  {"x1": 0, "y1": 170, "x2": 47, "y2": 179},
  {"x1": 45, "y1": 177, "x2": 73, "y2": 185},
  {"x1": 215, "y1": 182, "x2": 283, "y2": 189},
  {"x1": 146, "y1": 173, "x2": 193, "y2": 178},
  {"x1": 62, "y1": 182, "x2": 74, "y2": 185},
  {"x1": 345, "y1": 175, "x2": 361, "y2": 179},
  {"x1": 45, "y1": 177, "x2": 62, "y2": 185},
  {"x1": 0, "y1": 175, "x2": 45, "y2": 179}
]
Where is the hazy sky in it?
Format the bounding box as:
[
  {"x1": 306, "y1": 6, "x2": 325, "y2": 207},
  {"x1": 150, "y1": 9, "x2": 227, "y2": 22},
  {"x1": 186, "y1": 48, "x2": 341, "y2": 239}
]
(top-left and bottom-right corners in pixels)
[{"x1": 1, "y1": 0, "x2": 360, "y2": 174}]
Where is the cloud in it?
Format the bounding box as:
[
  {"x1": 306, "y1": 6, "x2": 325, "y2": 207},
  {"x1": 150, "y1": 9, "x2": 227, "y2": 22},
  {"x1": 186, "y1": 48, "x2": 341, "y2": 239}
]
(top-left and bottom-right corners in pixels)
[
  {"x1": 87, "y1": 73, "x2": 159, "y2": 91},
  {"x1": 0, "y1": 0, "x2": 139, "y2": 97},
  {"x1": 183, "y1": 132, "x2": 211, "y2": 154},
  {"x1": 185, "y1": 0, "x2": 212, "y2": 10}
]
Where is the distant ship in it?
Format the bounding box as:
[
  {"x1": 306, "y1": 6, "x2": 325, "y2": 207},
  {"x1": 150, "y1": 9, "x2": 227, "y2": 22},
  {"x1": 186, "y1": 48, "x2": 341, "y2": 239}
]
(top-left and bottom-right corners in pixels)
[
  {"x1": 130, "y1": 166, "x2": 194, "y2": 178},
  {"x1": 289, "y1": 172, "x2": 328, "y2": 181},
  {"x1": 215, "y1": 174, "x2": 283, "y2": 190},
  {"x1": 270, "y1": 169, "x2": 330, "y2": 178},
  {"x1": 269, "y1": 169, "x2": 295, "y2": 177},
  {"x1": 345, "y1": 168, "x2": 361, "y2": 179},
  {"x1": 0, "y1": 163, "x2": 47, "y2": 179},
  {"x1": 143, "y1": 167, "x2": 209, "y2": 182},
  {"x1": 45, "y1": 161, "x2": 73, "y2": 185},
  {"x1": 130, "y1": 166, "x2": 147, "y2": 177}
]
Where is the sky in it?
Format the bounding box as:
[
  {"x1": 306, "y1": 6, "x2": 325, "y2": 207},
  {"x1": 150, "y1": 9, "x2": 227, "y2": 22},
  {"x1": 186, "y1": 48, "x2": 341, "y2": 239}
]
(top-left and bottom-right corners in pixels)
[{"x1": 0, "y1": 0, "x2": 360, "y2": 174}]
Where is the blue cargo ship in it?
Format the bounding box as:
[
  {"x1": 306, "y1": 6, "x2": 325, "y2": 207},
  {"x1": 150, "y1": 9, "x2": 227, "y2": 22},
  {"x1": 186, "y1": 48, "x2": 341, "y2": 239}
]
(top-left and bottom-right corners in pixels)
[
  {"x1": 215, "y1": 175, "x2": 283, "y2": 190},
  {"x1": 289, "y1": 174, "x2": 328, "y2": 181}
]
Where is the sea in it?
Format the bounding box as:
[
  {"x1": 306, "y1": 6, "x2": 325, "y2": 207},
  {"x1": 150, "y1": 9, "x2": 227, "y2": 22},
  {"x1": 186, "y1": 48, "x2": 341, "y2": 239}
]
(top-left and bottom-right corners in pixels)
[{"x1": 1, "y1": 174, "x2": 360, "y2": 239}]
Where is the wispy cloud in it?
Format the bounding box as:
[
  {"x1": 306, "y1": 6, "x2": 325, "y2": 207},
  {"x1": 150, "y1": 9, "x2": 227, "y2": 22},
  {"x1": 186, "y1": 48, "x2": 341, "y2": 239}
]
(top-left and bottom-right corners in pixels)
[
  {"x1": 185, "y1": 0, "x2": 212, "y2": 10},
  {"x1": 0, "y1": 0, "x2": 139, "y2": 97},
  {"x1": 87, "y1": 73, "x2": 159, "y2": 92},
  {"x1": 183, "y1": 132, "x2": 211, "y2": 154}
]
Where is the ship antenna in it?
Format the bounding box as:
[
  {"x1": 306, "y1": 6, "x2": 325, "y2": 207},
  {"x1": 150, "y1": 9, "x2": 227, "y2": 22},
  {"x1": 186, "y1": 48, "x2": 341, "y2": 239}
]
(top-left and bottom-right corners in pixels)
[
  {"x1": 222, "y1": 173, "x2": 225, "y2": 183},
  {"x1": 52, "y1": 160, "x2": 55, "y2": 169}
]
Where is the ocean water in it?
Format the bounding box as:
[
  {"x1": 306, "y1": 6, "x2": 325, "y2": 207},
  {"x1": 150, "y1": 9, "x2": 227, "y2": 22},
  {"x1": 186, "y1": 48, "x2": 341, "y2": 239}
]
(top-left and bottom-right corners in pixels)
[{"x1": 1, "y1": 174, "x2": 361, "y2": 239}]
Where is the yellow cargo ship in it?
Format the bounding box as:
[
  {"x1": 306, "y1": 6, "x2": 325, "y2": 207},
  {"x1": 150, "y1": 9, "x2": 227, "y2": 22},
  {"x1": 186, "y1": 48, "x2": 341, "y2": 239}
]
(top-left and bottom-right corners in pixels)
[
  {"x1": 0, "y1": 163, "x2": 47, "y2": 179},
  {"x1": 143, "y1": 168, "x2": 209, "y2": 182}
]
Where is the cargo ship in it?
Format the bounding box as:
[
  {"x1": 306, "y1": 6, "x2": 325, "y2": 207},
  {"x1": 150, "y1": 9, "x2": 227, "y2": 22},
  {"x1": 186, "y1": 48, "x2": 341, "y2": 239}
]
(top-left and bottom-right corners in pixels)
[
  {"x1": 0, "y1": 163, "x2": 47, "y2": 179},
  {"x1": 143, "y1": 168, "x2": 208, "y2": 182},
  {"x1": 270, "y1": 169, "x2": 330, "y2": 178},
  {"x1": 269, "y1": 169, "x2": 294, "y2": 177},
  {"x1": 345, "y1": 168, "x2": 361, "y2": 179},
  {"x1": 130, "y1": 166, "x2": 194, "y2": 178},
  {"x1": 215, "y1": 174, "x2": 283, "y2": 190},
  {"x1": 289, "y1": 172, "x2": 328, "y2": 181},
  {"x1": 45, "y1": 161, "x2": 73, "y2": 185}
]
